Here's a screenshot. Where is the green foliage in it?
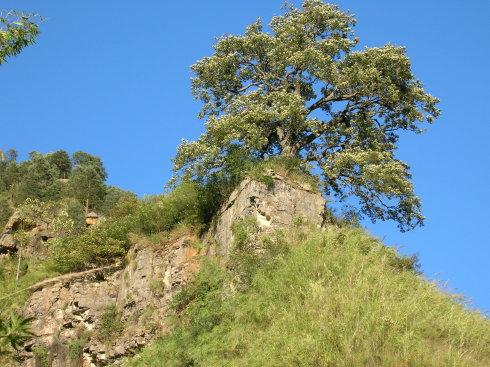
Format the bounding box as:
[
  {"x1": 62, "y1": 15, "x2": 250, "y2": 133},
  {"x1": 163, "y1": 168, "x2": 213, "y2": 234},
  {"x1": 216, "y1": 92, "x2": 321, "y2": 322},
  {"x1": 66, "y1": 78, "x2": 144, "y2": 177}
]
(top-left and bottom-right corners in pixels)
[
  {"x1": 14, "y1": 153, "x2": 63, "y2": 204},
  {"x1": 0, "y1": 256, "x2": 58, "y2": 311},
  {"x1": 16, "y1": 198, "x2": 57, "y2": 227},
  {"x1": 0, "y1": 11, "x2": 39, "y2": 65},
  {"x1": 101, "y1": 186, "x2": 136, "y2": 216},
  {"x1": 69, "y1": 164, "x2": 106, "y2": 212},
  {"x1": 51, "y1": 217, "x2": 131, "y2": 272},
  {"x1": 62, "y1": 198, "x2": 86, "y2": 231},
  {"x1": 133, "y1": 181, "x2": 201, "y2": 235},
  {"x1": 0, "y1": 312, "x2": 34, "y2": 355},
  {"x1": 126, "y1": 227, "x2": 490, "y2": 367},
  {"x1": 47, "y1": 150, "x2": 71, "y2": 178},
  {"x1": 149, "y1": 279, "x2": 166, "y2": 297},
  {"x1": 32, "y1": 346, "x2": 49, "y2": 367},
  {"x1": 72, "y1": 151, "x2": 107, "y2": 181},
  {"x1": 0, "y1": 149, "x2": 112, "y2": 215},
  {"x1": 67, "y1": 336, "x2": 87, "y2": 360},
  {"x1": 99, "y1": 304, "x2": 124, "y2": 341},
  {"x1": 0, "y1": 193, "x2": 13, "y2": 228},
  {"x1": 45, "y1": 178, "x2": 212, "y2": 274},
  {"x1": 174, "y1": 0, "x2": 440, "y2": 231}
]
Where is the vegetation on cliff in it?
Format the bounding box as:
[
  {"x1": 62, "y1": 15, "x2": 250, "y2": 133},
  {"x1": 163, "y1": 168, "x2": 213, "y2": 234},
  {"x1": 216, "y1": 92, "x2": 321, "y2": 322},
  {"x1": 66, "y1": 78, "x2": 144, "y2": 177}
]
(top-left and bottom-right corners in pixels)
[
  {"x1": 1, "y1": 1, "x2": 488, "y2": 366},
  {"x1": 127, "y1": 224, "x2": 490, "y2": 367}
]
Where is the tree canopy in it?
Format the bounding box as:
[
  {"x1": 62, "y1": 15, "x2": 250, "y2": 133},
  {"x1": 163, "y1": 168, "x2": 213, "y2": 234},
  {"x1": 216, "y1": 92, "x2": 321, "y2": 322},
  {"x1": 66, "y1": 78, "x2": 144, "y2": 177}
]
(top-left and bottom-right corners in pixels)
[
  {"x1": 0, "y1": 150, "x2": 114, "y2": 227},
  {"x1": 174, "y1": 0, "x2": 440, "y2": 231},
  {"x1": 0, "y1": 11, "x2": 39, "y2": 65}
]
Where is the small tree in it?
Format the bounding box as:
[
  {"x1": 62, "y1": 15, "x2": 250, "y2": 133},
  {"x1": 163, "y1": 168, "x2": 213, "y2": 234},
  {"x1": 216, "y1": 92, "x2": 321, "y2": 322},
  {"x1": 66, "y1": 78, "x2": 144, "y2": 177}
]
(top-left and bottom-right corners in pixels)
[
  {"x1": 174, "y1": 0, "x2": 440, "y2": 231},
  {"x1": 72, "y1": 151, "x2": 107, "y2": 181},
  {"x1": 70, "y1": 164, "x2": 106, "y2": 213},
  {"x1": 0, "y1": 11, "x2": 40, "y2": 65},
  {"x1": 4, "y1": 149, "x2": 17, "y2": 162},
  {"x1": 14, "y1": 153, "x2": 62, "y2": 204},
  {"x1": 47, "y1": 150, "x2": 72, "y2": 178}
]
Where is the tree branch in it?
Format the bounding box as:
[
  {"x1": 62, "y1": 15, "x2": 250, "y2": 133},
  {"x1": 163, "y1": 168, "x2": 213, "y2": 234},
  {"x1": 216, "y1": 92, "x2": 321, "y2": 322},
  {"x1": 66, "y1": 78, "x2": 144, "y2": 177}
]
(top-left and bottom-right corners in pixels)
[{"x1": 307, "y1": 91, "x2": 357, "y2": 113}]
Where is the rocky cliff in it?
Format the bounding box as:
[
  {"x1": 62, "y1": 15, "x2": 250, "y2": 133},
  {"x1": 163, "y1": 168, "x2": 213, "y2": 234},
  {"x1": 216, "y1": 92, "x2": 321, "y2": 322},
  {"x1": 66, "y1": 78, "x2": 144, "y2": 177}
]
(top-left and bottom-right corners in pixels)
[
  {"x1": 212, "y1": 173, "x2": 325, "y2": 256},
  {"x1": 15, "y1": 175, "x2": 326, "y2": 366},
  {"x1": 0, "y1": 211, "x2": 53, "y2": 257},
  {"x1": 19, "y1": 235, "x2": 199, "y2": 367}
]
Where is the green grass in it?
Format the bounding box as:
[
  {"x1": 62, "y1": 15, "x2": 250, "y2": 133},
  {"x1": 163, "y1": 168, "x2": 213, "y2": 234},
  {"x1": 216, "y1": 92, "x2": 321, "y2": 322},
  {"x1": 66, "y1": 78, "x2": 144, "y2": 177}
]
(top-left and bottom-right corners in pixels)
[
  {"x1": 247, "y1": 156, "x2": 320, "y2": 192},
  {"x1": 99, "y1": 303, "x2": 125, "y2": 341},
  {"x1": 0, "y1": 256, "x2": 58, "y2": 312},
  {"x1": 126, "y1": 226, "x2": 490, "y2": 367}
]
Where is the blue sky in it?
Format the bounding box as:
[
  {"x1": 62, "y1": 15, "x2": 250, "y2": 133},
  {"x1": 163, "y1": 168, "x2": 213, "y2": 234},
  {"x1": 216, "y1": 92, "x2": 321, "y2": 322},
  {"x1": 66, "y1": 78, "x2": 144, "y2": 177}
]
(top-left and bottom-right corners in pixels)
[{"x1": 2, "y1": 1, "x2": 489, "y2": 313}]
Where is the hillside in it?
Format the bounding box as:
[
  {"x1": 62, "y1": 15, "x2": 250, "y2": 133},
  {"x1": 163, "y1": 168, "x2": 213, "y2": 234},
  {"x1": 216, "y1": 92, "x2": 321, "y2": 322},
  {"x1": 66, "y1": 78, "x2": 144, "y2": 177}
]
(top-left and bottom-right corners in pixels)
[
  {"x1": 1, "y1": 1, "x2": 489, "y2": 366},
  {"x1": 127, "y1": 226, "x2": 490, "y2": 367},
  {"x1": 1, "y1": 161, "x2": 488, "y2": 366}
]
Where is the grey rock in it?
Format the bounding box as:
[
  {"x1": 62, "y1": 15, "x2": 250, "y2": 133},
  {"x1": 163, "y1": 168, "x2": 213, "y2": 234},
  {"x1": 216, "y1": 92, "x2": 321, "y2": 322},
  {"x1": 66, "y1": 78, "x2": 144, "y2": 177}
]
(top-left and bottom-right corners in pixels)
[
  {"x1": 211, "y1": 173, "x2": 325, "y2": 256},
  {"x1": 19, "y1": 235, "x2": 200, "y2": 367},
  {"x1": 18, "y1": 175, "x2": 325, "y2": 366}
]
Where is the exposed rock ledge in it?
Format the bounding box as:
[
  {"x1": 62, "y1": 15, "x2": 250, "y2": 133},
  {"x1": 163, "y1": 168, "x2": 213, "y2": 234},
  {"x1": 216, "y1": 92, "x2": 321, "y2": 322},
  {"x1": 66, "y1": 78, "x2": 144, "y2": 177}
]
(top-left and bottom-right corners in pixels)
[
  {"x1": 19, "y1": 236, "x2": 199, "y2": 367},
  {"x1": 211, "y1": 173, "x2": 326, "y2": 256},
  {"x1": 17, "y1": 175, "x2": 326, "y2": 366}
]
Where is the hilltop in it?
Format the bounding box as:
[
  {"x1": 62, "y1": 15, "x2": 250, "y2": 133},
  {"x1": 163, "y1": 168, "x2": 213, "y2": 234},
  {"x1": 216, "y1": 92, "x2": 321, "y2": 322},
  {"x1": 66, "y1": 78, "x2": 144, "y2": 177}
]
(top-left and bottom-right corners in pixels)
[{"x1": 0, "y1": 158, "x2": 489, "y2": 366}]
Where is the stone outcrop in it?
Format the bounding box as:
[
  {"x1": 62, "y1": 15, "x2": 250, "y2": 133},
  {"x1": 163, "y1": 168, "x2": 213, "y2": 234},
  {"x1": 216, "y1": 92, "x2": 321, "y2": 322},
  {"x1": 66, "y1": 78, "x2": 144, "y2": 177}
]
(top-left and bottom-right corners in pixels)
[
  {"x1": 0, "y1": 231, "x2": 17, "y2": 255},
  {"x1": 0, "y1": 210, "x2": 53, "y2": 256},
  {"x1": 19, "y1": 235, "x2": 199, "y2": 367},
  {"x1": 16, "y1": 174, "x2": 326, "y2": 366},
  {"x1": 211, "y1": 173, "x2": 325, "y2": 256},
  {"x1": 85, "y1": 212, "x2": 104, "y2": 227}
]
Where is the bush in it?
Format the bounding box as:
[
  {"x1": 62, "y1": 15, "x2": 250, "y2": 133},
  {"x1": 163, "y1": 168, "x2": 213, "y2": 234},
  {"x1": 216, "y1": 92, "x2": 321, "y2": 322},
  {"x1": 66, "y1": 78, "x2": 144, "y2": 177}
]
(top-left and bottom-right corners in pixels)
[
  {"x1": 132, "y1": 181, "x2": 202, "y2": 235},
  {"x1": 99, "y1": 304, "x2": 124, "y2": 341},
  {"x1": 32, "y1": 346, "x2": 50, "y2": 367},
  {"x1": 67, "y1": 336, "x2": 87, "y2": 360},
  {"x1": 51, "y1": 218, "x2": 131, "y2": 273}
]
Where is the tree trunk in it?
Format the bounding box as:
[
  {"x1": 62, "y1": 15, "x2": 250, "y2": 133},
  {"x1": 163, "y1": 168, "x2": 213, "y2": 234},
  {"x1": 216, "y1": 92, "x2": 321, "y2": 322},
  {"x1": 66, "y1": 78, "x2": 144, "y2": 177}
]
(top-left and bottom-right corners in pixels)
[
  {"x1": 280, "y1": 143, "x2": 299, "y2": 157},
  {"x1": 16, "y1": 249, "x2": 22, "y2": 281},
  {"x1": 276, "y1": 127, "x2": 299, "y2": 158}
]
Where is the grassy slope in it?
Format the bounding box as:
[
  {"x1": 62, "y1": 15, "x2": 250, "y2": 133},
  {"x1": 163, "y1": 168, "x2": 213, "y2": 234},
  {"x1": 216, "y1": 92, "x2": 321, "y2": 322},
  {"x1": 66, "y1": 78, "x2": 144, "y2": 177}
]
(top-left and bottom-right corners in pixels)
[{"x1": 127, "y1": 226, "x2": 490, "y2": 367}]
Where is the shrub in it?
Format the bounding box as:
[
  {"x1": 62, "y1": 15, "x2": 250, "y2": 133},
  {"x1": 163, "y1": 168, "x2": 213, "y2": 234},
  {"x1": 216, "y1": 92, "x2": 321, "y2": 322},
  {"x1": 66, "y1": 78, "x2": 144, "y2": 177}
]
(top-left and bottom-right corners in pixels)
[
  {"x1": 132, "y1": 180, "x2": 202, "y2": 235},
  {"x1": 32, "y1": 346, "x2": 50, "y2": 367},
  {"x1": 67, "y1": 336, "x2": 87, "y2": 360},
  {"x1": 51, "y1": 218, "x2": 131, "y2": 273},
  {"x1": 99, "y1": 304, "x2": 124, "y2": 341}
]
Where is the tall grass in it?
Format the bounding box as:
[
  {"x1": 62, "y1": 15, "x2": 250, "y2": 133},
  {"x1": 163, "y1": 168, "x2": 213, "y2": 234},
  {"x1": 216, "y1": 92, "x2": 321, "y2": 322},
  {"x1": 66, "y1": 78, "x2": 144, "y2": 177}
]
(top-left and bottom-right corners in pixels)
[{"x1": 126, "y1": 226, "x2": 490, "y2": 367}]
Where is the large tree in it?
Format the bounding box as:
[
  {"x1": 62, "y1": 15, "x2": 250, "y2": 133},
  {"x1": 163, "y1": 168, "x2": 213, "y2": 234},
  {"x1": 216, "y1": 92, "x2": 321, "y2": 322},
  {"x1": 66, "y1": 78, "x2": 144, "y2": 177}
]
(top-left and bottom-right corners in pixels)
[
  {"x1": 174, "y1": 0, "x2": 440, "y2": 231},
  {"x1": 0, "y1": 11, "x2": 39, "y2": 65}
]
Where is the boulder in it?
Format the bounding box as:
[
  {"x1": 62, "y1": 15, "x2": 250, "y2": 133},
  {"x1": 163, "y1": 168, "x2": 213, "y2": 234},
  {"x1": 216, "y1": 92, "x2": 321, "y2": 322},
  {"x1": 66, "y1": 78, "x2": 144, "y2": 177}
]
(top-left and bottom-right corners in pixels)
[
  {"x1": 0, "y1": 210, "x2": 54, "y2": 256},
  {"x1": 0, "y1": 231, "x2": 17, "y2": 255},
  {"x1": 211, "y1": 173, "x2": 326, "y2": 256}
]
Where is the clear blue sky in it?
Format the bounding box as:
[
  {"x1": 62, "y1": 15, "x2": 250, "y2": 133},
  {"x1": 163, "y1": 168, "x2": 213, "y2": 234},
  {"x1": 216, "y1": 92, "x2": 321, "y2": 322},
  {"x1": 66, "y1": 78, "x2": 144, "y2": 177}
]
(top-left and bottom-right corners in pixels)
[{"x1": 2, "y1": 1, "x2": 489, "y2": 313}]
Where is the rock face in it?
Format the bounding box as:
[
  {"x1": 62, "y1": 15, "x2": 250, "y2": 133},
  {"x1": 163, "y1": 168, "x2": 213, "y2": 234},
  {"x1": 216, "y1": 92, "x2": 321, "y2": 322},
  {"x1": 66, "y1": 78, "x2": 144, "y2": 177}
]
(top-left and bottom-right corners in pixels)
[
  {"x1": 85, "y1": 212, "x2": 104, "y2": 227},
  {"x1": 0, "y1": 210, "x2": 53, "y2": 257},
  {"x1": 20, "y1": 235, "x2": 199, "y2": 367},
  {"x1": 17, "y1": 175, "x2": 326, "y2": 366},
  {"x1": 212, "y1": 173, "x2": 326, "y2": 256},
  {"x1": 0, "y1": 231, "x2": 17, "y2": 255}
]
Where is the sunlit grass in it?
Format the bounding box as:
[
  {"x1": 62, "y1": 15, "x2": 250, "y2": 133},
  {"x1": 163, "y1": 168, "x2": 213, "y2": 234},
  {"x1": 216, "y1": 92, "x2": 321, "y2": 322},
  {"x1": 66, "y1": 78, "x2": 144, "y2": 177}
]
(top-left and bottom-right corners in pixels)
[{"x1": 126, "y1": 226, "x2": 490, "y2": 367}]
